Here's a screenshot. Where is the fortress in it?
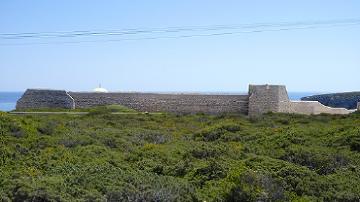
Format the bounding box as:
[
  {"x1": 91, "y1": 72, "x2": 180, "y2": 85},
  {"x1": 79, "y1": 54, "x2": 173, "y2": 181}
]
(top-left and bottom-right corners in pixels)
[{"x1": 16, "y1": 85, "x2": 358, "y2": 117}]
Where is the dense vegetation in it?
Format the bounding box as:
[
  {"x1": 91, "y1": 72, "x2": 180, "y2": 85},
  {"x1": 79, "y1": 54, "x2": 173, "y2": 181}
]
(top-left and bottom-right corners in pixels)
[{"x1": 1, "y1": 106, "x2": 360, "y2": 201}]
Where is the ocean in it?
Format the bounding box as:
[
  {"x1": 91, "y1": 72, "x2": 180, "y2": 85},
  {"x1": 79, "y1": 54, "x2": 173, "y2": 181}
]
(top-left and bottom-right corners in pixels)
[
  {"x1": 0, "y1": 92, "x2": 23, "y2": 112},
  {"x1": 0, "y1": 92, "x2": 316, "y2": 112}
]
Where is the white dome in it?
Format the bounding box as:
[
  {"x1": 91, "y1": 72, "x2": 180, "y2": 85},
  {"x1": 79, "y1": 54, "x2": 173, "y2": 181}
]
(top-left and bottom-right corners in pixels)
[{"x1": 93, "y1": 87, "x2": 108, "y2": 93}]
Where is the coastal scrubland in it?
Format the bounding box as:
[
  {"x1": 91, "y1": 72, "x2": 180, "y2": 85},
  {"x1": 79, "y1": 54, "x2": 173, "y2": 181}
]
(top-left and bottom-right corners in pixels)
[{"x1": 1, "y1": 106, "x2": 360, "y2": 201}]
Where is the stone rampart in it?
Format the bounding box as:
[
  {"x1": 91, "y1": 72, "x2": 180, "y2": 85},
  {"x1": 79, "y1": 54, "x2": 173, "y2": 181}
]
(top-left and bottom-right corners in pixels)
[
  {"x1": 247, "y1": 85, "x2": 355, "y2": 116},
  {"x1": 16, "y1": 89, "x2": 75, "y2": 110},
  {"x1": 69, "y1": 92, "x2": 249, "y2": 114},
  {"x1": 248, "y1": 85, "x2": 290, "y2": 116},
  {"x1": 15, "y1": 85, "x2": 357, "y2": 116}
]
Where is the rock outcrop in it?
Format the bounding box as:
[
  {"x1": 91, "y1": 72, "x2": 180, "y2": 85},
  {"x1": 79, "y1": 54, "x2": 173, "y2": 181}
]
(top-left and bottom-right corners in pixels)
[{"x1": 301, "y1": 92, "x2": 360, "y2": 109}]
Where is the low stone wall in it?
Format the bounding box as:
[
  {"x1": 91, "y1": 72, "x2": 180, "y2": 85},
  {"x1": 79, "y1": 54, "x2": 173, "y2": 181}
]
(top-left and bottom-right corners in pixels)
[
  {"x1": 69, "y1": 92, "x2": 249, "y2": 114},
  {"x1": 16, "y1": 89, "x2": 75, "y2": 110},
  {"x1": 288, "y1": 101, "x2": 355, "y2": 115}
]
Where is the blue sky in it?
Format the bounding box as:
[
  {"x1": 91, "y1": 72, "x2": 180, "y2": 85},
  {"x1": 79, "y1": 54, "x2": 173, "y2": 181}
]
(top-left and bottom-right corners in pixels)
[{"x1": 0, "y1": 1, "x2": 359, "y2": 92}]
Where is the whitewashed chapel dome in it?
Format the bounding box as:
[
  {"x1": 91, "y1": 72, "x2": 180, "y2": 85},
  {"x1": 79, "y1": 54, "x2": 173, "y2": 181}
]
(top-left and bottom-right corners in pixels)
[{"x1": 93, "y1": 84, "x2": 108, "y2": 93}]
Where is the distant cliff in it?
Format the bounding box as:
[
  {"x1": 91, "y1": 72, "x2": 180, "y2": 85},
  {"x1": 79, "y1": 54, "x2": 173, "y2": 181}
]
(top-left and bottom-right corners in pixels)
[{"x1": 301, "y1": 92, "x2": 360, "y2": 109}]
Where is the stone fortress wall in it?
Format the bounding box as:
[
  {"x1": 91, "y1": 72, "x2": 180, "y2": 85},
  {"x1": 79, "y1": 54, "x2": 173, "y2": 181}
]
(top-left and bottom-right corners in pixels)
[
  {"x1": 248, "y1": 85, "x2": 290, "y2": 116},
  {"x1": 249, "y1": 85, "x2": 356, "y2": 116},
  {"x1": 16, "y1": 89, "x2": 75, "y2": 110},
  {"x1": 69, "y1": 92, "x2": 249, "y2": 114},
  {"x1": 16, "y1": 85, "x2": 358, "y2": 117}
]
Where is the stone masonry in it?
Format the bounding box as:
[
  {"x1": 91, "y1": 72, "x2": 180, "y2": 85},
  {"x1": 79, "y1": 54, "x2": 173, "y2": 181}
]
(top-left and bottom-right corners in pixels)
[
  {"x1": 69, "y1": 92, "x2": 249, "y2": 114},
  {"x1": 247, "y1": 85, "x2": 355, "y2": 117},
  {"x1": 248, "y1": 85, "x2": 290, "y2": 116},
  {"x1": 16, "y1": 85, "x2": 358, "y2": 116},
  {"x1": 16, "y1": 89, "x2": 75, "y2": 110}
]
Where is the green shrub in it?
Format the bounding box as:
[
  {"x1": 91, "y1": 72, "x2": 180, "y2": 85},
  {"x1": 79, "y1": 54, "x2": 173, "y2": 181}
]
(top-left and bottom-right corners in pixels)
[
  {"x1": 37, "y1": 120, "x2": 58, "y2": 135},
  {"x1": 87, "y1": 107, "x2": 112, "y2": 116},
  {"x1": 350, "y1": 138, "x2": 360, "y2": 152},
  {"x1": 102, "y1": 138, "x2": 118, "y2": 148},
  {"x1": 58, "y1": 137, "x2": 93, "y2": 148},
  {"x1": 192, "y1": 160, "x2": 227, "y2": 186},
  {"x1": 133, "y1": 130, "x2": 170, "y2": 145},
  {"x1": 9, "y1": 123, "x2": 25, "y2": 138},
  {"x1": 225, "y1": 170, "x2": 285, "y2": 202},
  {"x1": 170, "y1": 159, "x2": 192, "y2": 177},
  {"x1": 190, "y1": 143, "x2": 226, "y2": 159},
  {"x1": 194, "y1": 123, "x2": 241, "y2": 142},
  {"x1": 86, "y1": 105, "x2": 136, "y2": 116},
  {"x1": 104, "y1": 171, "x2": 195, "y2": 202},
  {"x1": 344, "y1": 131, "x2": 360, "y2": 152},
  {"x1": 1, "y1": 109, "x2": 360, "y2": 201},
  {"x1": 280, "y1": 147, "x2": 349, "y2": 175}
]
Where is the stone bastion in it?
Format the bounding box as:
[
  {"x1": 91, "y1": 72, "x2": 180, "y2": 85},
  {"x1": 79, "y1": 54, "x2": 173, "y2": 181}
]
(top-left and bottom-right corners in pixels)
[{"x1": 16, "y1": 85, "x2": 358, "y2": 117}]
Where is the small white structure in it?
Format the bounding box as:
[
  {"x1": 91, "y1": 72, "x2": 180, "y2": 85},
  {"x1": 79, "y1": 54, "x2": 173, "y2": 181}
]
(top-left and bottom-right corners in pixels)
[{"x1": 93, "y1": 84, "x2": 108, "y2": 93}]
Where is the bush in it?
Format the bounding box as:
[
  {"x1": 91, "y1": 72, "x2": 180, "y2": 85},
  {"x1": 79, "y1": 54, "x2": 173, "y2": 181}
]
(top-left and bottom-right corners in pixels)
[
  {"x1": 195, "y1": 123, "x2": 241, "y2": 142},
  {"x1": 133, "y1": 130, "x2": 170, "y2": 145},
  {"x1": 105, "y1": 171, "x2": 195, "y2": 202},
  {"x1": 280, "y1": 147, "x2": 349, "y2": 175},
  {"x1": 192, "y1": 160, "x2": 227, "y2": 186},
  {"x1": 9, "y1": 123, "x2": 25, "y2": 138},
  {"x1": 37, "y1": 120, "x2": 58, "y2": 135},
  {"x1": 58, "y1": 137, "x2": 93, "y2": 148},
  {"x1": 190, "y1": 143, "x2": 225, "y2": 159},
  {"x1": 344, "y1": 131, "x2": 360, "y2": 152},
  {"x1": 86, "y1": 105, "x2": 136, "y2": 116},
  {"x1": 171, "y1": 159, "x2": 192, "y2": 177},
  {"x1": 87, "y1": 107, "x2": 112, "y2": 116},
  {"x1": 102, "y1": 138, "x2": 118, "y2": 148},
  {"x1": 1, "y1": 109, "x2": 360, "y2": 201},
  {"x1": 350, "y1": 138, "x2": 360, "y2": 152},
  {"x1": 225, "y1": 171, "x2": 285, "y2": 202}
]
